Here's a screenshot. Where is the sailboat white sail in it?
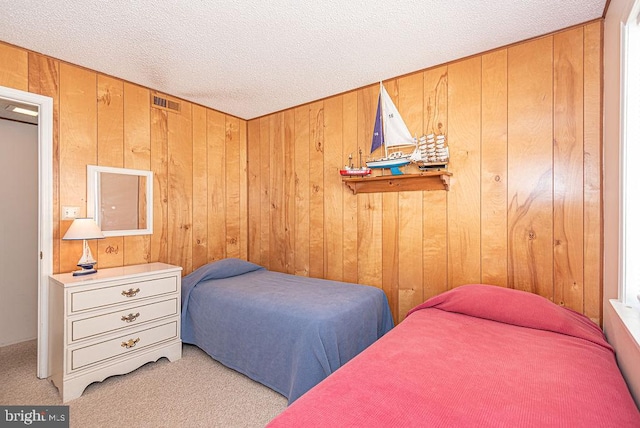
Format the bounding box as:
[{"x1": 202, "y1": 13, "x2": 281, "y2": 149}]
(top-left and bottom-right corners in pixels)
[
  {"x1": 367, "y1": 82, "x2": 419, "y2": 175},
  {"x1": 379, "y1": 84, "x2": 415, "y2": 149}
]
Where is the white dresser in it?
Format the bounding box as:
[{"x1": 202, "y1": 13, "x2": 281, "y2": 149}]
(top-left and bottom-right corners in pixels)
[{"x1": 47, "y1": 262, "x2": 183, "y2": 402}]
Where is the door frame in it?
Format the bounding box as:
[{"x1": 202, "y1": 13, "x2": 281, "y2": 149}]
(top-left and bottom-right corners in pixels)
[{"x1": 0, "y1": 85, "x2": 53, "y2": 378}]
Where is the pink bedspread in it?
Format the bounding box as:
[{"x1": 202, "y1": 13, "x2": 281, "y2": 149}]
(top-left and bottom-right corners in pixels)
[{"x1": 267, "y1": 284, "x2": 640, "y2": 427}]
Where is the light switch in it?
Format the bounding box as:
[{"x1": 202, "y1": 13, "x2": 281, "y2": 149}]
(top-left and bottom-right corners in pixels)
[{"x1": 62, "y1": 206, "x2": 81, "y2": 220}]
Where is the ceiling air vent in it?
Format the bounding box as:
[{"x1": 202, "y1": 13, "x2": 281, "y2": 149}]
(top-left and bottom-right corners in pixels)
[{"x1": 151, "y1": 94, "x2": 181, "y2": 113}]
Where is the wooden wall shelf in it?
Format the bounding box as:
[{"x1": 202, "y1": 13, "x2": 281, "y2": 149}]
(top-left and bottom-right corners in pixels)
[{"x1": 342, "y1": 171, "x2": 452, "y2": 194}]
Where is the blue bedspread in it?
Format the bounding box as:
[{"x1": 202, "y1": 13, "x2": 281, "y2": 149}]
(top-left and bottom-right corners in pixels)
[{"x1": 181, "y1": 258, "x2": 394, "y2": 404}]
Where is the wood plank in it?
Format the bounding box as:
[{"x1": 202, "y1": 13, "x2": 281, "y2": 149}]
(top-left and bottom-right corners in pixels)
[
  {"x1": 378, "y1": 79, "x2": 398, "y2": 306},
  {"x1": 0, "y1": 42, "x2": 28, "y2": 90},
  {"x1": 481, "y1": 49, "x2": 508, "y2": 287},
  {"x1": 192, "y1": 104, "x2": 208, "y2": 270},
  {"x1": 423, "y1": 66, "x2": 449, "y2": 299},
  {"x1": 59, "y1": 64, "x2": 97, "y2": 273},
  {"x1": 96, "y1": 74, "x2": 124, "y2": 269},
  {"x1": 323, "y1": 95, "x2": 344, "y2": 281},
  {"x1": 507, "y1": 37, "x2": 554, "y2": 298},
  {"x1": 397, "y1": 73, "x2": 424, "y2": 317},
  {"x1": 226, "y1": 116, "x2": 242, "y2": 259},
  {"x1": 269, "y1": 113, "x2": 286, "y2": 272},
  {"x1": 424, "y1": 66, "x2": 448, "y2": 137},
  {"x1": 309, "y1": 101, "x2": 325, "y2": 278},
  {"x1": 342, "y1": 90, "x2": 359, "y2": 284},
  {"x1": 583, "y1": 21, "x2": 603, "y2": 325},
  {"x1": 422, "y1": 191, "x2": 448, "y2": 296},
  {"x1": 382, "y1": 190, "x2": 399, "y2": 319},
  {"x1": 28, "y1": 53, "x2": 60, "y2": 273},
  {"x1": 247, "y1": 119, "x2": 261, "y2": 264},
  {"x1": 283, "y1": 110, "x2": 296, "y2": 273},
  {"x1": 294, "y1": 106, "x2": 310, "y2": 276},
  {"x1": 150, "y1": 106, "x2": 168, "y2": 263},
  {"x1": 97, "y1": 75, "x2": 124, "y2": 166},
  {"x1": 447, "y1": 57, "x2": 482, "y2": 288},
  {"x1": 238, "y1": 118, "x2": 248, "y2": 260},
  {"x1": 357, "y1": 84, "x2": 383, "y2": 288},
  {"x1": 207, "y1": 110, "x2": 226, "y2": 262},
  {"x1": 123, "y1": 83, "x2": 151, "y2": 266},
  {"x1": 380, "y1": 80, "x2": 401, "y2": 320},
  {"x1": 381, "y1": 79, "x2": 400, "y2": 307},
  {"x1": 398, "y1": 72, "x2": 424, "y2": 137},
  {"x1": 553, "y1": 27, "x2": 585, "y2": 312},
  {"x1": 123, "y1": 84, "x2": 151, "y2": 171},
  {"x1": 259, "y1": 116, "x2": 271, "y2": 268},
  {"x1": 358, "y1": 189, "x2": 383, "y2": 289},
  {"x1": 167, "y1": 104, "x2": 193, "y2": 273}
]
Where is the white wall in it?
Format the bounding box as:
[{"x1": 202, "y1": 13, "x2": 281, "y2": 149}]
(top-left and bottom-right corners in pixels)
[
  {"x1": 603, "y1": 0, "x2": 640, "y2": 408},
  {"x1": 0, "y1": 118, "x2": 38, "y2": 346}
]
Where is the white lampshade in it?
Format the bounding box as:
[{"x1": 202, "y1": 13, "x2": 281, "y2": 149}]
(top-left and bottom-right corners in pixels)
[{"x1": 63, "y1": 218, "x2": 105, "y2": 240}]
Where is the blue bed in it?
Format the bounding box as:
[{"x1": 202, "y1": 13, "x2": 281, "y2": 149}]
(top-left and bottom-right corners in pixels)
[{"x1": 181, "y1": 258, "x2": 394, "y2": 404}]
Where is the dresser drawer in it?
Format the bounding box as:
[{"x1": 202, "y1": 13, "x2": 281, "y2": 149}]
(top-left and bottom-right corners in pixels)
[
  {"x1": 69, "y1": 298, "x2": 179, "y2": 343},
  {"x1": 69, "y1": 321, "x2": 178, "y2": 372},
  {"x1": 69, "y1": 276, "x2": 177, "y2": 313}
]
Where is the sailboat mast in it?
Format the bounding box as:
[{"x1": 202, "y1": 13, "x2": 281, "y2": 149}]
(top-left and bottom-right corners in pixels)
[{"x1": 380, "y1": 81, "x2": 389, "y2": 159}]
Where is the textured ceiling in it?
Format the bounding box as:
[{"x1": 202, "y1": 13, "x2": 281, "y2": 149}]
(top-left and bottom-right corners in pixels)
[{"x1": 0, "y1": 0, "x2": 606, "y2": 119}]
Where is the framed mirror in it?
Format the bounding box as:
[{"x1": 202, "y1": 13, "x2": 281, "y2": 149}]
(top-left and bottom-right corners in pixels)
[{"x1": 87, "y1": 165, "x2": 153, "y2": 237}]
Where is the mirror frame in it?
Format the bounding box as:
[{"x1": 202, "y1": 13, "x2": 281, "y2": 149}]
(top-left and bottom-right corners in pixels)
[{"x1": 87, "y1": 165, "x2": 153, "y2": 237}]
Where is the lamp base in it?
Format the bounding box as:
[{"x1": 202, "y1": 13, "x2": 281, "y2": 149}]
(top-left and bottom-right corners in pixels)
[{"x1": 72, "y1": 263, "x2": 98, "y2": 276}]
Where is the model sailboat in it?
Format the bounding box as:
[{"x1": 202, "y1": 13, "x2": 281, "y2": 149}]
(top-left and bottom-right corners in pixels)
[{"x1": 366, "y1": 82, "x2": 420, "y2": 175}]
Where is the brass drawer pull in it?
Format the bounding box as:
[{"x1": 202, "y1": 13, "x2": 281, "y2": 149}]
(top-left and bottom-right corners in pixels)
[
  {"x1": 121, "y1": 312, "x2": 140, "y2": 323},
  {"x1": 121, "y1": 338, "x2": 140, "y2": 349},
  {"x1": 121, "y1": 288, "x2": 140, "y2": 298}
]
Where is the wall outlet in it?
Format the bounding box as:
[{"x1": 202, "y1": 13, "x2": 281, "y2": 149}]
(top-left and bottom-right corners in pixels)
[{"x1": 62, "y1": 206, "x2": 81, "y2": 220}]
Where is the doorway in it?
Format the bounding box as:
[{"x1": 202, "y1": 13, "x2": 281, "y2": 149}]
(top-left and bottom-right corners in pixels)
[
  {"x1": 0, "y1": 85, "x2": 53, "y2": 379},
  {"x1": 0, "y1": 113, "x2": 38, "y2": 345}
]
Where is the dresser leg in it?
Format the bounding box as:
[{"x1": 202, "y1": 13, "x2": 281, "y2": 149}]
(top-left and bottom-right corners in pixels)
[{"x1": 165, "y1": 342, "x2": 182, "y2": 362}]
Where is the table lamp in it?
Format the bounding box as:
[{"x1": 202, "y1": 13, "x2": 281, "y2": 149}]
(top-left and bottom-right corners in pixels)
[{"x1": 62, "y1": 217, "x2": 105, "y2": 276}]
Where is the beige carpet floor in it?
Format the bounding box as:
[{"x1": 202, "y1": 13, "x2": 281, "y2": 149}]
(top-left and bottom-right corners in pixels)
[{"x1": 0, "y1": 340, "x2": 288, "y2": 427}]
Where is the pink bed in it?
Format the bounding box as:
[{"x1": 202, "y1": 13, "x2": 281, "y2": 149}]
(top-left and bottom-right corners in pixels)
[{"x1": 267, "y1": 284, "x2": 640, "y2": 427}]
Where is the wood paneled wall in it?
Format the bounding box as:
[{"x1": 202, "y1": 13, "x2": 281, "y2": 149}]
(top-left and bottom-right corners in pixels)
[
  {"x1": 247, "y1": 22, "x2": 603, "y2": 324},
  {"x1": 0, "y1": 42, "x2": 248, "y2": 277},
  {"x1": 0, "y1": 21, "x2": 603, "y2": 325}
]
